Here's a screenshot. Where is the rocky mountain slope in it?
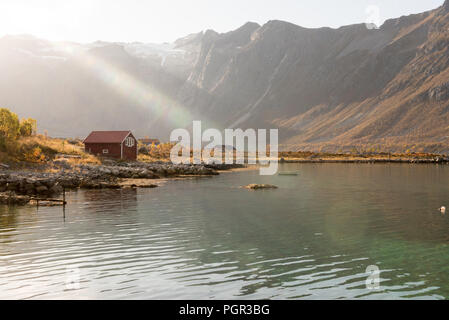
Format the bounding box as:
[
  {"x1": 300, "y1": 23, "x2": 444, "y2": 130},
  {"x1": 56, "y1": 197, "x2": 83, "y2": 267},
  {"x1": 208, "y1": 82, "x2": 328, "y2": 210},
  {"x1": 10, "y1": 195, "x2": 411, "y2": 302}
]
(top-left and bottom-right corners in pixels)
[
  {"x1": 179, "y1": 1, "x2": 449, "y2": 152},
  {"x1": 1, "y1": 1, "x2": 449, "y2": 152}
]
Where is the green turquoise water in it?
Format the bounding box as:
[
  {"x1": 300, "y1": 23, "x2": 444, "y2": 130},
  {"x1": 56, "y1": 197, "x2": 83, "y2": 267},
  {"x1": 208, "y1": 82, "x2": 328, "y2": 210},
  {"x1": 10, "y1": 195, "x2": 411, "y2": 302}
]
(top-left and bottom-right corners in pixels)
[{"x1": 1, "y1": 163, "x2": 449, "y2": 299}]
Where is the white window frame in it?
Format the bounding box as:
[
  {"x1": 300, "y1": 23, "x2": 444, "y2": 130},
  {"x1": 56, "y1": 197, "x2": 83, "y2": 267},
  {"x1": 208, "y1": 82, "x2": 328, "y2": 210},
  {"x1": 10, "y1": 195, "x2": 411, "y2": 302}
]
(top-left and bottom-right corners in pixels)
[
  {"x1": 102, "y1": 149, "x2": 109, "y2": 154},
  {"x1": 125, "y1": 137, "x2": 135, "y2": 148}
]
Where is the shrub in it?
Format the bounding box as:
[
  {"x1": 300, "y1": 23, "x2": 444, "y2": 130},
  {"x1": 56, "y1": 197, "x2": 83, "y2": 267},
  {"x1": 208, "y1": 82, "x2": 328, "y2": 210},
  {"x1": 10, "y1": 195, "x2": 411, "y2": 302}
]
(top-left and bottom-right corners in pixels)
[
  {"x1": 23, "y1": 146, "x2": 46, "y2": 163},
  {"x1": 19, "y1": 118, "x2": 37, "y2": 137},
  {"x1": 139, "y1": 146, "x2": 149, "y2": 155},
  {"x1": 66, "y1": 139, "x2": 81, "y2": 146}
]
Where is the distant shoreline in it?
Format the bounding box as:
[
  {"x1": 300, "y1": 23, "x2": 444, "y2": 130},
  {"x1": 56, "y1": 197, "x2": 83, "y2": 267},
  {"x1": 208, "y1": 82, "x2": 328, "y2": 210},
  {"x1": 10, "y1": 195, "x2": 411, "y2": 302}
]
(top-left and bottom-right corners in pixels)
[
  {"x1": 278, "y1": 151, "x2": 449, "y2": 164},
  {"x1": 279, "y1": 158, "x2": 449, "y2": 164}
]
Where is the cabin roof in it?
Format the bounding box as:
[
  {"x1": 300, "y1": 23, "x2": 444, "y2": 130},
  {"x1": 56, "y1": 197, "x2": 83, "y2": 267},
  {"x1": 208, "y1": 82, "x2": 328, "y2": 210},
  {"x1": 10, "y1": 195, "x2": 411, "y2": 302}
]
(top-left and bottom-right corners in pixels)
[{"x1": 84, "y1": 131, "x2": 132, "y2": 144}]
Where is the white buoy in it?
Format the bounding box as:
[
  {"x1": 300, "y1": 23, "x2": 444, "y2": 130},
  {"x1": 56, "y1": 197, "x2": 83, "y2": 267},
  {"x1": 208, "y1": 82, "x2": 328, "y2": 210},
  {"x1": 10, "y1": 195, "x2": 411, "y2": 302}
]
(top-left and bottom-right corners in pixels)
[{"x1": 440, "y1": 206, "x2": 446, "y2": 213}]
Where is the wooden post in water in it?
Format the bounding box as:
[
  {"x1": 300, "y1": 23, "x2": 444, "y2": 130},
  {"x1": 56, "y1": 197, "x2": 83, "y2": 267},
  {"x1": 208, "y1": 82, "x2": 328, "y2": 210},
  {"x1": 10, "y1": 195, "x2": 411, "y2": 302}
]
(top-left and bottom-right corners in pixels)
[{"x1": 63, "y1": 187, "x2": 66, "y2": 219}]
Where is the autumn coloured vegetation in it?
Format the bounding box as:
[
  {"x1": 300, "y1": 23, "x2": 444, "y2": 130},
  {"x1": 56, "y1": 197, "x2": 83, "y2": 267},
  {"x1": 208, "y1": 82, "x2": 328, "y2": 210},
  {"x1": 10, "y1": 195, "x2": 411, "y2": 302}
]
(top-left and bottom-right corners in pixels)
[
  {"x1": 0, "y1": 107, "x2": 98, "y2": 165},
  {"x1": 1, "y1": 106, "x2": 447, "y2": 166}
]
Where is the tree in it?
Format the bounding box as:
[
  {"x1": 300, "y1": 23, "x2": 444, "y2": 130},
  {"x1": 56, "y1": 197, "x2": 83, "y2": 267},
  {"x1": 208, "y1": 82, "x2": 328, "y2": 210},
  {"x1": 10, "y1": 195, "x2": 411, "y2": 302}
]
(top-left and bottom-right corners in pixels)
[
  {"x1": 19, "y1": 118, "x2": 37, "y2": 137},
  {"x1": 0, "y1": 108, "x2": 20, "y2": 148}
]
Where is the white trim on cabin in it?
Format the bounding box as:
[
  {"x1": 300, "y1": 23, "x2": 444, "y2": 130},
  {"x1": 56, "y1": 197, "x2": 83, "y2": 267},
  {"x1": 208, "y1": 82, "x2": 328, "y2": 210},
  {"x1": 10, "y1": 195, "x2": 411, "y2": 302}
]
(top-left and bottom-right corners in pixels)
[
  {"x1": 121, "y1": 131, "x2": 137, "y2": 160},
  {"x1": 124, "y1": 136, "x2": 135, "y2": 147}
]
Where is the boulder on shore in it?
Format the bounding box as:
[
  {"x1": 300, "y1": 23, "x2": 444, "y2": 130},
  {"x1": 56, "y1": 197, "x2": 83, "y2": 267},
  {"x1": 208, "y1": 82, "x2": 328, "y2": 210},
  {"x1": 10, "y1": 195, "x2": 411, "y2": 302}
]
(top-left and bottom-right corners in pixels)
[
  {"x1": 119, "y1": 179, "x2": 158, "y2": 189},
  {"x1": 243, "y1": 184, "x2": 278, "y2": 190}
]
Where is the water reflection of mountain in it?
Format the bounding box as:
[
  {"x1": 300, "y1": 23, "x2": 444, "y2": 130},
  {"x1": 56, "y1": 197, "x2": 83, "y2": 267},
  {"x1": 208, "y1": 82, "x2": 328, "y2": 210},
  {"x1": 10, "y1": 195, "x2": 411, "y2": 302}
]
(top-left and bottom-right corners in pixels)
[
  {"x1": 80, "y1": 188, "x2": 138, "y2": 213},
  {"x1": 0, "y1": 205, "x2": 38, "y2": 243}
]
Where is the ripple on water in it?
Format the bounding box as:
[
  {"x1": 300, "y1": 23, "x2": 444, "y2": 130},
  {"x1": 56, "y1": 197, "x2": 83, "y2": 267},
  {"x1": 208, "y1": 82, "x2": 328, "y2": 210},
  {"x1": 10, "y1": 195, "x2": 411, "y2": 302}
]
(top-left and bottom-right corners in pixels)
[{"x1": 2, "y1": 164, "x2": 449, "y2": 299}]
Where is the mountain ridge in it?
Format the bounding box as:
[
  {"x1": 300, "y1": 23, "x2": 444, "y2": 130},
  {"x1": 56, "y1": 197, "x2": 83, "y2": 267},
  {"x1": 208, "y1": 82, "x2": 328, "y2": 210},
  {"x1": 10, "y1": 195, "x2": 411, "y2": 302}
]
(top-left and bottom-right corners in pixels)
[
  {"x1": 176, "y1": 1, "x2": 449, "y2": 152},
  {"x1": 1, "y1": 2, "x2": 449, "y2": 152}
]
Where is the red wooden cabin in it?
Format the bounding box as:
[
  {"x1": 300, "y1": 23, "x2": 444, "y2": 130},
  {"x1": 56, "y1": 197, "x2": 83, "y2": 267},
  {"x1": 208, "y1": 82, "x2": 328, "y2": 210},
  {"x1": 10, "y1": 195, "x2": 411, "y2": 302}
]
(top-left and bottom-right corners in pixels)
[{"x1": 83, "y1": 131, "x2": 138, "y2": 160}]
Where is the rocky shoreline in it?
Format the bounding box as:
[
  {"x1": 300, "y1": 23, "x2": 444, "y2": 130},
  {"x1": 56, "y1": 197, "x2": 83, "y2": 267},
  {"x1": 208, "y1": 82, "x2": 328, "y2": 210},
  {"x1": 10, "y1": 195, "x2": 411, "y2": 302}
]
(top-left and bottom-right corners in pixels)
[{"x1": 0, "y1": 162, "x2": 244, "y2": 205}]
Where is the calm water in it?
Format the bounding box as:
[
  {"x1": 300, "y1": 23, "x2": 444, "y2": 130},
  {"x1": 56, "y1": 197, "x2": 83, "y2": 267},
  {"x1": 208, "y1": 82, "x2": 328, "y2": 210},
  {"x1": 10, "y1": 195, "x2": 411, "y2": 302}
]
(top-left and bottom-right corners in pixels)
[{"x1": 2, "y1": 164, "x2": 449, "y2": 300}]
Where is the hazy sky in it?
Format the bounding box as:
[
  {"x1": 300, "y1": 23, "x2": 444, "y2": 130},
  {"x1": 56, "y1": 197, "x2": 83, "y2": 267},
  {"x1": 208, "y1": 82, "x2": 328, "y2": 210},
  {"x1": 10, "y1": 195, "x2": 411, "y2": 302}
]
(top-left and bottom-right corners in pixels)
[{"x1": 0, "y1": 0, "x2": 445, "y2": 43}]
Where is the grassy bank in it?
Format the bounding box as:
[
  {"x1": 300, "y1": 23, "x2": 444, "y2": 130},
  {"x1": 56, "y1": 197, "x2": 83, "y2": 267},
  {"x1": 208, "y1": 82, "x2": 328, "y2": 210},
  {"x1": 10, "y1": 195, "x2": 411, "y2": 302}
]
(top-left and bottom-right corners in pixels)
[
  {"x1": 0, "y1": 107, "x2": 99, "y2": 167},
  {"x1": 0, "y1": 135, "x2": 100, "y2": 167},
  {"x1": 2, "y1": 137, "x2": 446, "y2": 168}
]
